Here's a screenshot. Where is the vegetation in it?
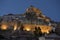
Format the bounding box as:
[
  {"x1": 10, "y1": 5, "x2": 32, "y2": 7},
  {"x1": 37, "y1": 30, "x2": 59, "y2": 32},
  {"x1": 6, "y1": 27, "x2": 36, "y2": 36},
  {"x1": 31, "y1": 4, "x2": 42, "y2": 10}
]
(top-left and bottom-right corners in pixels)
[
  {"x1": 20, "y1": 24, "x2": 24, "y2": 31},
  {"x1": 34, "y1": 26, "x2": 42, "y2": 37}
]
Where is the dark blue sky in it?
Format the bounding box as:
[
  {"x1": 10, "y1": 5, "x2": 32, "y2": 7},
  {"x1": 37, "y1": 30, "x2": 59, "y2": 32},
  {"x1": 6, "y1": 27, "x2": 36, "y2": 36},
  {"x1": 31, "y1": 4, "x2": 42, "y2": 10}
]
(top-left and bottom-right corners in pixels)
[{"x1": 0, "y1": 0, "x2": 60, "y2": 22}]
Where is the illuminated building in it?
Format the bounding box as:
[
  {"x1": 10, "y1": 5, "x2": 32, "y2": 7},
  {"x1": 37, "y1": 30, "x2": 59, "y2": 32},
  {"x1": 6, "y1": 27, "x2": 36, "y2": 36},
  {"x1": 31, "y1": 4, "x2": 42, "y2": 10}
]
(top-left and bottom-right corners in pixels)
[{"x1": 0, "y1": 6, "x2": 53, "y2": 34}]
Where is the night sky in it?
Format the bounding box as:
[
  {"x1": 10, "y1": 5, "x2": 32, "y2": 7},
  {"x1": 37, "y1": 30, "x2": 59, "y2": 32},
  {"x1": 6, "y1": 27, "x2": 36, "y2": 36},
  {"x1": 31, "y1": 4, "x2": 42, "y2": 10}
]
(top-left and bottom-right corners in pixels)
[{"x1": 0, "y1": 0, "x2": 60, "y2": 22}]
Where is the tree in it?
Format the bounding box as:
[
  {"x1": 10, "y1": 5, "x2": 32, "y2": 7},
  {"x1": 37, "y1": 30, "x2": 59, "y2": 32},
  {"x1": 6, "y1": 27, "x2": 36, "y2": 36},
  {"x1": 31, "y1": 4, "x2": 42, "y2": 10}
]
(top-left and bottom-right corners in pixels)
[
  {"x1": 34, "y1": 27, "x2": 38, "y2": 36},
  {"x1": 20, "y1": 24, "x2": 24, "y2": 31},
  {"x1": 37, "y1": 27, "x2": 42, "y2": 36},
  {"x1": 34, "y1": 26, "x2": 42, "y2": 37}
]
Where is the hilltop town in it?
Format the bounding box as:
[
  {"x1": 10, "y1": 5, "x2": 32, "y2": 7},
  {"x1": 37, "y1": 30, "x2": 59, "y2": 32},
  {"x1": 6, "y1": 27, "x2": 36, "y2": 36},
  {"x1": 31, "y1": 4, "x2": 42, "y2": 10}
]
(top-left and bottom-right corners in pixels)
[{"x1": 0, "y1": 6, "x2": 60, "y2": 40}]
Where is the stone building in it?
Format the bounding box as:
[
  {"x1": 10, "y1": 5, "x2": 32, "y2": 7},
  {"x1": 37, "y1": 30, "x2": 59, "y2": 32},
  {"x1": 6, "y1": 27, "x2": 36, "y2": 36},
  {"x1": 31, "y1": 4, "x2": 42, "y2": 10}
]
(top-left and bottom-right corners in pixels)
[{"x1": 0, "y1": 6, "x2": 52, "y2": 34}]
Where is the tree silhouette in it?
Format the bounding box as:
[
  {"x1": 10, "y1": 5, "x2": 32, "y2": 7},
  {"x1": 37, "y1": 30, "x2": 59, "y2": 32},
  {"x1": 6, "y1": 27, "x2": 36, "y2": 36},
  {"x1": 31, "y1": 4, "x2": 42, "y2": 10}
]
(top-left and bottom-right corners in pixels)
[
  {"x1": 34, "y1": 26, "x2": 42, "y2": 37},
  {"x1": 34, "y1": 27, "x2": 38, "y2": 36},
  {"x1": 37, "y1": 27, "x2": 42, "y2": 36},
  {"x1": 20, "y1": 24, "x2": 24, "y2": 31}
]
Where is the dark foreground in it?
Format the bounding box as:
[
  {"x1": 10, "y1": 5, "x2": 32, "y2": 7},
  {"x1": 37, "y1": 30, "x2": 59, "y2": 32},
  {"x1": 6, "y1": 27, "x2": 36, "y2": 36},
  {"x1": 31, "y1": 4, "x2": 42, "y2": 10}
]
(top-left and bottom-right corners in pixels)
[{"x1": 0, "y1": 30, "x2": 60, "y2": 40}]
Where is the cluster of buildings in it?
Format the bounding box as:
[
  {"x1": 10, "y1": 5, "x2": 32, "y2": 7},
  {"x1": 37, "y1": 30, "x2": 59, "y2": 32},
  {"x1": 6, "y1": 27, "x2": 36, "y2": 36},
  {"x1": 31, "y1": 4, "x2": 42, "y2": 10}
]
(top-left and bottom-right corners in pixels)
[{"x1": 0, "y1": 6, "x2": 57, "y2": 34}]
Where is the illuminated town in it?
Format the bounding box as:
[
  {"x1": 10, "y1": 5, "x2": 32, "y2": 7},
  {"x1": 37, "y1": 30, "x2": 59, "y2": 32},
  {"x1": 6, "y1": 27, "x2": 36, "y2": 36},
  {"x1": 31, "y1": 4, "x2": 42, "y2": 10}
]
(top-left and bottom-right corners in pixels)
[{"x1": 0, "y1": 6, "x2": 60, "y2": 40}]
